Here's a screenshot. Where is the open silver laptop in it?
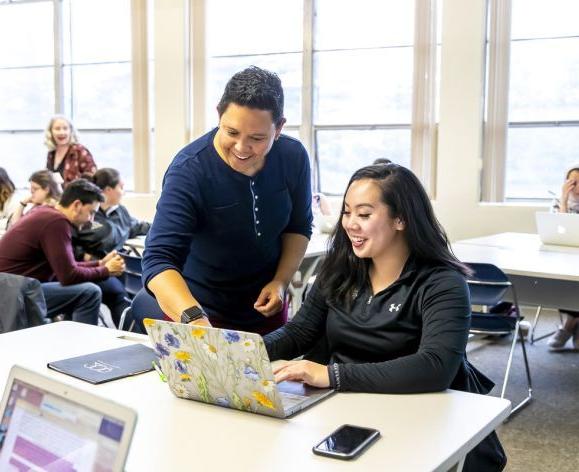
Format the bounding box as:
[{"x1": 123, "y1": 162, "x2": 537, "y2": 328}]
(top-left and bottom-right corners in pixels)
[
  {"x1": 0, "y1": 365, "x2": 136, "y2": 472},
  {"x1": 535, "y1": 211, "x2": 579, "y2": 247},
  {"x1": 144, "y1": 319, "x2": 333, "y2": 418}
]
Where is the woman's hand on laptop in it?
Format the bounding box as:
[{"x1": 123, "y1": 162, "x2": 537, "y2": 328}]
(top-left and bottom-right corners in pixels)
[{"x1": 272, "y1": 360, "x2": 330, "y2": 388}]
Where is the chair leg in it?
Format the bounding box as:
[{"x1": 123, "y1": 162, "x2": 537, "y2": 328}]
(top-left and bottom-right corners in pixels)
[
  {"x1": 118, "y1": 307, "x2": 131, "y2": 331},
  {"x1": 502, "y1": 321, "x2": 533, "y2": 419},
  {"x1": 530, "y1": 305, "x2": 561, "y2": 344}
]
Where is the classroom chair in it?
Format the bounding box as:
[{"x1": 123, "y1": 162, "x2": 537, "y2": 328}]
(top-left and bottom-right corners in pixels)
[{"x1": 466, "y1": 262, "x2": 533, "y2": 417}]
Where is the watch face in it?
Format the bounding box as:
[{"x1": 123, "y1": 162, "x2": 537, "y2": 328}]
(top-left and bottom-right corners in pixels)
[{"x1": 181, "y1": 306, "x2": 204, "y2": 323}]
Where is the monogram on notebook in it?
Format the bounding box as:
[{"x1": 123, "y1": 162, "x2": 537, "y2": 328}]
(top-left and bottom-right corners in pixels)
[{"x1": 83, "y1": 361, "x2": 119, "y2": 373}]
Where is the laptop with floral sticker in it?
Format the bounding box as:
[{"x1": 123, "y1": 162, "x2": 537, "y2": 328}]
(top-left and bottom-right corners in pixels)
[{"x1": 144, "y1": 319, "x2": 333, "y2": 418}]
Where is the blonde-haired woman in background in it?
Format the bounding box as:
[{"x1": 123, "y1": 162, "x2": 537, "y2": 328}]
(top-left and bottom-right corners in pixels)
[{"x1": 44, "y1": 115, "x2": 97, "y2": 187}]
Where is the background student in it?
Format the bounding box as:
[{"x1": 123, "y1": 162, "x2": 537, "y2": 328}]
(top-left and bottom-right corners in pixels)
[
  {"x1": 73, "y1": 168, "x2": 150, "y2": 260},
  {"x1": 9, "y1": 170, "x2": 62, "y2": 226},
  {"x1": 0, "y1": 167, "x2": 18, "y2": 230},
  {"x1": 0, "y1": 179, "x2": 125, "y2": 325},
  {"x1": 265, "y1": 163, "x2": 506, "y2": 471},
  {"x1": 140, "y1": 66, "x2": 313, "y2": 334},
  {"x1": 45, "y1": 115, "x2": 97, "y2": 187},
  {"x1": 547, "y1": 164, "x2": 579, "y2": 349}
]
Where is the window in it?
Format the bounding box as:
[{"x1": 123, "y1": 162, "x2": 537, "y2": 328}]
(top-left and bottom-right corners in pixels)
[
  {"x1": 484, "y1": 0, "x2": 579, "y2": 201},
  {"x1": 203, "y1": 0, "x2": 439, "y2": 195},
  {"x1": 0, "y1": 0, "x2": 149, "y2": 191}
]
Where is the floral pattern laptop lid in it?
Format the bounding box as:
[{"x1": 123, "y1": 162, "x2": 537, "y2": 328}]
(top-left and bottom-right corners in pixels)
[{"x1": 144, "y1": 318, "x2": 286, "y2": 418}]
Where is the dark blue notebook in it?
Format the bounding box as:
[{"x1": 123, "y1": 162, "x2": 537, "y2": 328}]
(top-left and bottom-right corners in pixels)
[{"x1": 48, "y1": 343, "x2": 157, "y2": 384}]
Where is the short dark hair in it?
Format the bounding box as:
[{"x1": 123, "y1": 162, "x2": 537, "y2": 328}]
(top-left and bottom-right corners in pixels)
[
  {"x1": 0, "y1": 167, "x2": 15, "y2": 210},
  {"x1": 60, "y1": 179, "x2": 104, "y2": 207},
  {"x1": 92, "y1": 168, "x2": 120, "y2": 190},
  {"x1": 318, "y1": 164, "x2": 470, "y2": 307},
  {"x1": 217, "y1": 66, "x2": 285, "y2": 127},
  {"x1": 372, "y1": 158, "x2": 392, "y2": 165}
]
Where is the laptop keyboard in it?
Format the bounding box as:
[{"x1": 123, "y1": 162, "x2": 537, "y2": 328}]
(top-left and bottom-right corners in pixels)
[{"x1": 279, "y1": 391, "x2": 308, "y2": 409}]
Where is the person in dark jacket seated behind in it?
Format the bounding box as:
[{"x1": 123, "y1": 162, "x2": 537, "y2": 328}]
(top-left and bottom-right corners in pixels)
[
  {"x1": 264, "y1": 164, "x2": 507, "y2": 472},
  {"x1": 0, "y1": 179, "x2": 125, "y2": 325},
  {"x1": 73, "y1": 168, "x2": 150, "y2": 260}
]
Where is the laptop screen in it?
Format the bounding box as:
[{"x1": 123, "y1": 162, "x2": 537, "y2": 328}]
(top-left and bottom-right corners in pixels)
[{"x1": 0, "y1": 378, "x2": 126, "y2": 472}]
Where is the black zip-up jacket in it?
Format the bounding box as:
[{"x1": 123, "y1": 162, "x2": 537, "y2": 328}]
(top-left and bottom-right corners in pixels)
[
  {"x1": 264, "y1": 257, "x2": 506, "y2": 471},
  {"x1": 73, "y1": 205, "x2": 150, "y2": 259}
]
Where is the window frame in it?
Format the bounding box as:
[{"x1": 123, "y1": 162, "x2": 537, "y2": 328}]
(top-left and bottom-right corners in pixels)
[
  {"x1": 0, "y1": 0, "x2": 151, "y2": 192},
  {"x1": 196, "y1": 0, "x2": 439, "y2": 196}
]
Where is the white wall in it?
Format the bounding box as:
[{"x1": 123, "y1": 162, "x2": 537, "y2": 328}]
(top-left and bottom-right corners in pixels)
[{"x1": 124, "y1": 0, "x2": 545, "y2": 241}]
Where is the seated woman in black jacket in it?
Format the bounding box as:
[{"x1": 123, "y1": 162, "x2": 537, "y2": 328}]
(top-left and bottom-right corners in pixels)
[{"x1": 264, "y1": 163, "x2": 506, "y2": 472}]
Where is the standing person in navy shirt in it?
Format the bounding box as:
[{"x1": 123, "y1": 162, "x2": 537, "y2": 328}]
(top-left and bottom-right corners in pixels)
[{"x1": 140, "y1": 66, "x2": 313, "y2": 334}]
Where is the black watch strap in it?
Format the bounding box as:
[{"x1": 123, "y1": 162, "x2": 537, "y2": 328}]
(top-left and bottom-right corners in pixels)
[{"x1": 180, "y1": 305, "x2": 206, "y2": 324}]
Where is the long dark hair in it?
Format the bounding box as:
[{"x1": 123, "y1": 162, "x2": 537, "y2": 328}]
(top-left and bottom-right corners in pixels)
[
  {"x1": 318, "y1": 164, "x2": 470, "y2": 307},
  {"x1": 29, "y1": 170, "x2": 62, "y2": 201},
  {"x1": 0, "y1": 167, "x2": 16, "y2": 211}
]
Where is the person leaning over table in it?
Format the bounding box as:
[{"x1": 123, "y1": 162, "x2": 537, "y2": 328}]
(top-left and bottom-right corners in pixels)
[
  {"x1": 139, "y1": 66, "x2": 312, "y2": 335},
  {"x1": 264, "y1": 164, "x2": 507, "y2": 472},
  {"x1": 45, "y1": 115, "x2": 97, "y2": 187},
  {"x1": 547, "y1": 164, "x2": 579, "y2": 350}
]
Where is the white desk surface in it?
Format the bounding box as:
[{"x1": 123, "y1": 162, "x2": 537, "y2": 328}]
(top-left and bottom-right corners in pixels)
[
  {"x1": 0, "y1": 322, "x2": 510, "y2": 472},
  {"x1": 125, "y1": 232, "x2": 331, "y2": 259},
  {"x1": 452, "y1": 232, "x2": 579, "y2": 282}
]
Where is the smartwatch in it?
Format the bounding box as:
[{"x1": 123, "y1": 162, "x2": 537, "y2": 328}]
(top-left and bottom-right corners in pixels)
[{"x1": 180, "y1": 305, "x2": 207, "y2": 324}]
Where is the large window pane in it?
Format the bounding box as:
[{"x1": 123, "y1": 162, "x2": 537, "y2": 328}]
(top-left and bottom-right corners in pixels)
[
  {"x1": 315, "y1": 0, "x2": 414, "y2": 50},
  {"x1": 505, "y1": 126, "x2": 579, "y2": 199},
  {"x1": 511, "y1": 0, "x2": 579, "y2": 40},
  {"x1": 80, "y1": 132, "x2": 134, "y2": 190},
  {"x1": 0, "y1": 1, "x2": 53, "y2": 68},
  {"x1": 0, "y1": 68, "x2": 54, "y2": 130},
  {"x1": 314, "y1": 48, "x2": 413, "y2": 125},
  {"x1": 317, "y1": 129, "x2": 411, "y2": 194},
  {"x1": 62, "y1": 0, "x2": 131, "y2": 64},
  {"x1": 206, "y1": 0, "x2": 303, "y2": 56},
  {"x1": 205, "y1": 54, "x2": 302, "y2": 129},
  {"x1": 509, "y1": 39, "x2": 579, "y2": 121},
  {"x1": 0, "y1": 133, "x2": 46, "y2": 188},
  {"x1": 64, "y1": 63, "x2": 132, "y2": 129}
]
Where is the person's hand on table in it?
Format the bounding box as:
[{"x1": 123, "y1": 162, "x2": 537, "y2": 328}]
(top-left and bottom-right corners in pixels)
[
  {"x1": 254, "y1": 279, "x2": 285, "y2": 316},
  {"x1": 272, "y1": 360, "x2": 330, "y2": 388}
]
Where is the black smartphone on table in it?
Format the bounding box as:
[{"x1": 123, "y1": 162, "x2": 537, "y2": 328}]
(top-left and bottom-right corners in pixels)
[{"x1": 312, "y1": 424, "x2": 381, "y2": 460}]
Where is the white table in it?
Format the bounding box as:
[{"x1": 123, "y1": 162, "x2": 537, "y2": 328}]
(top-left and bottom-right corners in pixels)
[
  {"x1": 0, "y1": 322, "x2": 510, "y2": 472},
  {"x1": 452, "y1": 232, "x2": 579, "y2": 311}
]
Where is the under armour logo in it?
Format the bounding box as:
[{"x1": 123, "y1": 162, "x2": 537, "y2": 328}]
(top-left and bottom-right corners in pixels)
[{"x1": 389, "y1": 303, "x2": 401, "y2": 312}]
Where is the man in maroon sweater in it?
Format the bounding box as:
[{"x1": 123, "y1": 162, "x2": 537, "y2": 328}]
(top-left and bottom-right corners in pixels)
[{"x1": 0, "y1": 179, "x2": 125, "y2": 325}]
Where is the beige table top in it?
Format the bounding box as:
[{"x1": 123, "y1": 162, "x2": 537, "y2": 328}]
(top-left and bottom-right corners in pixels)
[{"x1": 0, "y1": 322, "x2": 510, "y2": 471}]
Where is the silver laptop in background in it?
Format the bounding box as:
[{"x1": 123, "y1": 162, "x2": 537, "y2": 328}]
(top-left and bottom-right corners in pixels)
[
  {"x1": 0, "y1": 365, "x2": 136, "y2": 472},
  {"x1": 535, "y1": 211, "x2": 579, "y2": 247},
  {"x1": 144, "y1": 319, "x2": 334, "y2": 418}
]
